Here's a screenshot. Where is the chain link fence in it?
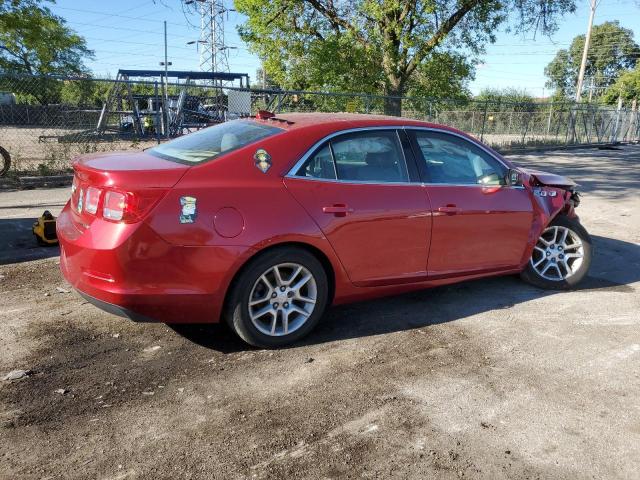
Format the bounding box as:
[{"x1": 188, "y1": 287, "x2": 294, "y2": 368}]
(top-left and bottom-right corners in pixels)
[{"x1": 1, "y1": 73, "x2": 639, "y2": 175}]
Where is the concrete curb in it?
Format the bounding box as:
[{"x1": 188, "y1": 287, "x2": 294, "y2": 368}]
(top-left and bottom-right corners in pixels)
[{"x1": 18, "y1": 175, "x2": 73, "y2": 189}]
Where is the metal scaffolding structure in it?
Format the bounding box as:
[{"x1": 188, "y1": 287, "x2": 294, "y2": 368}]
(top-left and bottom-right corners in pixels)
[{"x1": 95, "y1": 69, "x2": 250, "y2": 139}]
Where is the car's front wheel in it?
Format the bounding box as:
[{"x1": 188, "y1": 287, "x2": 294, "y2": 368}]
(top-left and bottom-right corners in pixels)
[
  {"x1": 225, "y1": 247, "x2": 329, "y2": 348},
  {"x1": 521, "y1": 215, "x2": 592, "y2": 289}
]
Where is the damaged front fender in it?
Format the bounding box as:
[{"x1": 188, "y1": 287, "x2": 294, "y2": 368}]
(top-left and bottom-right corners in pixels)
[{"x1": 518, "y1": 168, "x2": 581, "y2": 267}]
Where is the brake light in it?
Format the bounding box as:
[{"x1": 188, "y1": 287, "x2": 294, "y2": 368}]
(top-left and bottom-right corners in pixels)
[
  {"x1": 102, "y1": 189, "x2": 167, "y2": 223},
  {"x1": 103, "y1": 191, "x2": 126, "y2": 221},
  {"x1": 256, "y1": 109, "x2": 275, "y2": 119},
  {"x1": 85, "y1": 187, "x2": 102, "y2": 215}
]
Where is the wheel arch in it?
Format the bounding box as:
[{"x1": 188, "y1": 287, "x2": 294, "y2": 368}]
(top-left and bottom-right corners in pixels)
[{"x1": 221, "y1": 240, "x2": 337, "y2": 321}]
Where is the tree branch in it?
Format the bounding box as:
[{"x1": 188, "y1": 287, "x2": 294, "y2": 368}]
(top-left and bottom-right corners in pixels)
[
  {"x1": 304, "y1": 0, "x2": 367, "y2": 46},
  {"x1": 405, "y1": 0, "x2": 480, "y2": 78},
  {"x1": 266, "y1": 3, "x2": 290, "y2": 27},
  {"x1": 0, "y1": 43, "x2": 33, "y2": 73}
]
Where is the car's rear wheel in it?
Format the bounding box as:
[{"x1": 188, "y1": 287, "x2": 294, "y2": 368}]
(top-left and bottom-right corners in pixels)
[
  {"x1": 225, "y1": 247, "x2": 329, "y2": 348},
  {"x1": 520, "y1": 215, "x2": 592, "y2": 289}
]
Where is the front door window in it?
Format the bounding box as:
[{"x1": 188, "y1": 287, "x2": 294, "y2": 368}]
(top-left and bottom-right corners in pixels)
[{"x1": 414, "y1": 131, "x2": 506, "y2": 186}]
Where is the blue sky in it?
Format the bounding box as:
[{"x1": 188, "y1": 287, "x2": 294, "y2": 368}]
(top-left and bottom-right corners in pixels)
[{"x1": 50, "y1": 0, "x2": 640, "y2": 97}]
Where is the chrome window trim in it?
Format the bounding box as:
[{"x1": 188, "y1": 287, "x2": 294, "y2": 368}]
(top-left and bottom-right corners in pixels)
[
  {"x1": 285, "y1": 125, "x2": 521, "y2": 189},
  {"x1": 282, "y1": 176, "x2": 422, "y2": 187},
  {"x1": 327, "y1": 143, "x2": 339, "y2": 180}
]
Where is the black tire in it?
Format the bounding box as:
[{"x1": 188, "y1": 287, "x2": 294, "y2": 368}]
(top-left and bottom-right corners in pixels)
[
  {"x1": 0, "y1": 146, "x2": 10, "y2": 177},
  {"x1": 520, "y1": 214, "x2": 592, "y2": 290},
  {"x1": 224, "y1": 247, "x2": 329, "y2": 348}
]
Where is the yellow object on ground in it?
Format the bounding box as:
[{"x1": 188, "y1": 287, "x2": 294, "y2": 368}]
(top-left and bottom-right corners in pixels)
[{"x1": 32, "y1": 210, "x2": 58, "y2": 246}]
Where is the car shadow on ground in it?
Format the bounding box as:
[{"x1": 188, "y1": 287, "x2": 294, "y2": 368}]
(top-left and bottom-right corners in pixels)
[
  {"x1": 170, "y1": 234, "x2": 640, "y2": 353},
  {"x1": 0, "y1": 217, "x2": 60, "y2": 265}
]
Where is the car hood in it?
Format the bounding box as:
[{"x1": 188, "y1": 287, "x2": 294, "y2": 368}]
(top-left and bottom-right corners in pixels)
[{"x1": 521, "y1": 168, "x2": 577, "y2": 188}]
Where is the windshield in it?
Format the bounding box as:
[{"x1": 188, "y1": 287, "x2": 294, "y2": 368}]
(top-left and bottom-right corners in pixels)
[{"x1": 148, "y1": 120, "x2": 283, "y2": 164}]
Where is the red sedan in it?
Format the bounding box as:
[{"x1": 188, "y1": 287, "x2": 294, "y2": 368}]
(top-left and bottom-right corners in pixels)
[{"x1": 58, "y1": 113, "x2": 592, "y2": 347}]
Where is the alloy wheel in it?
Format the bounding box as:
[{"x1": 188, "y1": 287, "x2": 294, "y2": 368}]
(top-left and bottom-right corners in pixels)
[
  {"x1": 248, "y1": 262, "x2": 318, "y2": 336},
  {"x1": 530, "y1": 225, "x2": 585, "y2": 281}
]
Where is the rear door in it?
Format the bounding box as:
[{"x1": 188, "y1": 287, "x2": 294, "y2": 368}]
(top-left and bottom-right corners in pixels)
[
  {"x1": 407, "y1": 129, "x2": 534, "y2": 276},
  {"x1": 284, "y1": 129, "x2": 431, "y2": 286}
]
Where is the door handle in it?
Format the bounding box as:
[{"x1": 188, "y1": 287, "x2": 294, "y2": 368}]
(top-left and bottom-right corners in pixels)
[
  {"x1": 437, "y1": 205, "x2": 461, "y2": 215},
  {"x1": 322, "y1": 204, "x2": 353, "y2": 217}
]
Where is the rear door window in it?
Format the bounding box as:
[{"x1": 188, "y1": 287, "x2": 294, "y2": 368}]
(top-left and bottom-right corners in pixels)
[
  {"x1": 148, "y1": 120, "x2": 283, "y2": 164},
  {"x1": 296, "y1": 130, "x2": 409, "y2": 183}
]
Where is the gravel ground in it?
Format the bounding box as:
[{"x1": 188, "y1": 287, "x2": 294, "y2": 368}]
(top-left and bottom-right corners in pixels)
[{"x1": 0, "y1": 145, "x2": 639, "y2": 479}]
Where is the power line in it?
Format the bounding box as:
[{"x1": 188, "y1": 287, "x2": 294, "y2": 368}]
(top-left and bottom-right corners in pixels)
[
  {"x1": 83, "y1": 36, "x2": 195, "y2": 52},
  {"x1": 74, "y1": 1, "x2": 158, "y2": 35},
  {"x1": 62, "y1": 21, "x2": 254, "y2": 52},
  {"x1": 64, "y1": 19, "x2": 192, "y2": 38},
  {"x1": 53, "y1": 5, "x2": 187, "y2": 27}
]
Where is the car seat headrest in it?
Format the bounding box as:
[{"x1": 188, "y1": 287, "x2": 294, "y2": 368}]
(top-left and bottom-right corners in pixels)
[{"x1": 220, "y1": 133, "x2": 240, "y2": 152}]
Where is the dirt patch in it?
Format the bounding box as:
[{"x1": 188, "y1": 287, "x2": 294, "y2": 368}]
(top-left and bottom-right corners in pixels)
[{"x1": 0, "y1": 259, "x2": 502, "y2": 479}]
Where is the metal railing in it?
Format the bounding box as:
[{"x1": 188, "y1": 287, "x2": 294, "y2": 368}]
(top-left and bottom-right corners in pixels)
[{"x1": 0, "y1": 73, "x2": 638, "y2": 175}]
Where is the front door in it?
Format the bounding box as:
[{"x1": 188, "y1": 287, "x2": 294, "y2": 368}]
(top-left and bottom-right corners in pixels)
[
  {"x1": 407, "y1": 129, "x2": 534, "y2": 276},
  {"x1": 285, "y1": 129, "x2": 431, "y2": 286}
]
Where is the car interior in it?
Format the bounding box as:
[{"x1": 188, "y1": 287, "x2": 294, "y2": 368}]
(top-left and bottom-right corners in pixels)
[
  {"x1": 416, "y1": 134, "x2": 504, "y2": 185},
  {"x1": 300, "y1": 133, "x2": 409, "y2": 182}
]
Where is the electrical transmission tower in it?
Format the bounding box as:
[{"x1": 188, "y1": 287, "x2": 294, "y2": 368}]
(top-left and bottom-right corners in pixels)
[{"x1": 187, "y1": 0, "x2": 233, "y2": 82}]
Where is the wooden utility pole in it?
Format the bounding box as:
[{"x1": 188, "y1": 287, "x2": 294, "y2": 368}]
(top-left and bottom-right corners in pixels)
[{"x1": 575, "y1": 0, "x2": 597, "y2": 102}]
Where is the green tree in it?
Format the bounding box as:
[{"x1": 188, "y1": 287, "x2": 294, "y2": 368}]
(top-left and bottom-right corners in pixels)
[
  {"x1": 602, "y1": 65, "x2": 640, "y2": 104},
  {"x1": 0, "y1": 0, "x2": 93, "y2": 104},
  {"x1": 59, "y1": 78, "x2": 114, "y2": 107},
  {"x1": 406, "y1": 52, "x2": 473, "y2": 101},
  {"x1": 545, "y1": 21, "x2": 640, "y2": 100},
  {"x1": 235, "y1": 0, "x2": 576, "y2": 115},
  {"x1": 475, "y1": 87, "x2": 536, "y2": 109}
]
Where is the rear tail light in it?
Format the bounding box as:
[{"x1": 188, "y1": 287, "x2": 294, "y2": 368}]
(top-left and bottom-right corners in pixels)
[
  {"x1": 84, "y1": 187, "x2": 102, "y2": 215},
  {"x1": 103, "y1": 191, "x2": 126, "y2": 221},
  {"x1": 102, "y1": 189, "x2": 167, "y2": 223},
  {"x1": 71, "y1": 179, "x2": 167, "y2": 223}
]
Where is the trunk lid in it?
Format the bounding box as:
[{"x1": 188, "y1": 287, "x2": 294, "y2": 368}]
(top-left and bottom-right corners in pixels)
[
  {"x1": 69, "y1": 151, "x2": 189, "y2": 227},
  {"x1": 73, "y1": 150, "x2": 188, "y2": 188}
]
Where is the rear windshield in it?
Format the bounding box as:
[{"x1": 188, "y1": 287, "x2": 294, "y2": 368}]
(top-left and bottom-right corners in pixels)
[{"x1": 148, "y1": 120, "x2": 283, "y2": 164}]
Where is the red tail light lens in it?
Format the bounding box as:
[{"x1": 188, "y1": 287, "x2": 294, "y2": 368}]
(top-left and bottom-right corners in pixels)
[
  {"x1": 85, "y1": 187, "x2": 102, "y2": 215},
  {"x1": 102, "y1": 189, "x2": 167, "y2": 223}
]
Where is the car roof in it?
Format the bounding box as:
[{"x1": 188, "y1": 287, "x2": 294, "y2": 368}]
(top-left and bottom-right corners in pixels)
[
  {"x1": 247, "y1": 112, "x2": 512, "y2": 169},
  {"x1": 252, "y1": 112, "x2": 458, "y2": 132}
]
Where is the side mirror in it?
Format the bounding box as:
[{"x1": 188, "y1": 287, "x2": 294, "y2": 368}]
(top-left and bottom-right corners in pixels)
[{"x1": 507, "y1": 168, "x2": 523, "y2": 187}]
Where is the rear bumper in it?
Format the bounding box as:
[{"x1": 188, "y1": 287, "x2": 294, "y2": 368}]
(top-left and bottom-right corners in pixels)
[
  {"x1": 57, "y1": 203, "x2": 254, "y2": 324},
  {"x1": 77, "y1": 290, "x2": 157, "y2": 323}
]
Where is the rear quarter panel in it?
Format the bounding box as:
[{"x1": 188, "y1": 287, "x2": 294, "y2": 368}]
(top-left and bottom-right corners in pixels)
[{"x1": 145, "y1": 125, "x2": 333, "y2": 248}]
